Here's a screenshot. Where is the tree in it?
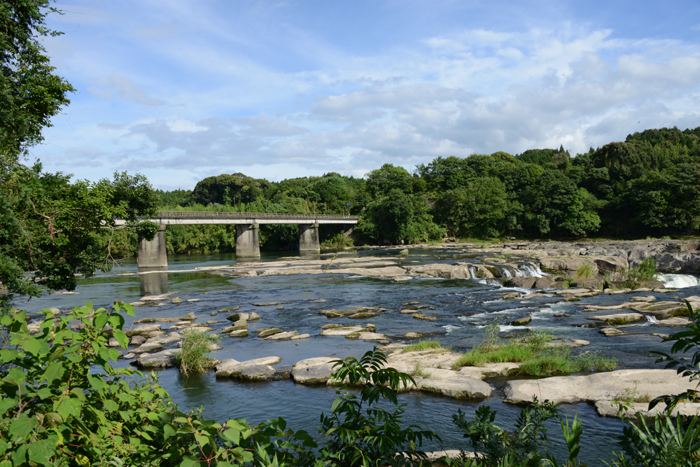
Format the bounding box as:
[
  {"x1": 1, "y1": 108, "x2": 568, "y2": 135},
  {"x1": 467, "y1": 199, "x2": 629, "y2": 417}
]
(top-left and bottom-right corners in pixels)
[
  {"x1": 0, "y1": 0, "x2": 74, "y2": 164},
  {"x1": 0, "y1": 3, "x2": 159, "y2": 307}
]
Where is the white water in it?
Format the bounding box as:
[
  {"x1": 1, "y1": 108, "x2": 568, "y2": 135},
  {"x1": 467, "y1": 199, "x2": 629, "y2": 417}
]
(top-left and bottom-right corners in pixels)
[
  {"x1": 518, "y1": 263, "x2": 547, "y2": 278},
  {"x1": 656, "y1": 273, "x2": 700, "y2": 288}
]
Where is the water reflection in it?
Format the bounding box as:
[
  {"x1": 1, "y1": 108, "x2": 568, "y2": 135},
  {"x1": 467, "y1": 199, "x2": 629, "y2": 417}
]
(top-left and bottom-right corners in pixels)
[{"x1": 138, "y1": 268, "x2": 168, "y2": 295}]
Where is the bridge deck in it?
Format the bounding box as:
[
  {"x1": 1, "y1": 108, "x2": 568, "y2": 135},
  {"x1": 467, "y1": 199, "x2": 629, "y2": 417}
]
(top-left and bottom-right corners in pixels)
[{"x1": 114, "y1": 211, "x2": 359, "y2": 226}]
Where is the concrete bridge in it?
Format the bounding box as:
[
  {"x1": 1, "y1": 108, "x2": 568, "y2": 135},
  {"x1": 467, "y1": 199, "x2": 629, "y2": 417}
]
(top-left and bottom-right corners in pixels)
[{"x1": 114, "y1": 211, "x2": 359, "y2": 268}]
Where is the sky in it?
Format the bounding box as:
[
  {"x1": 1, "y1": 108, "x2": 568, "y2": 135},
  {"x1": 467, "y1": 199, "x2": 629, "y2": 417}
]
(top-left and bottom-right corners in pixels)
[{"x1": 31, "y1": 0, "x2": 700, "y2": 190}]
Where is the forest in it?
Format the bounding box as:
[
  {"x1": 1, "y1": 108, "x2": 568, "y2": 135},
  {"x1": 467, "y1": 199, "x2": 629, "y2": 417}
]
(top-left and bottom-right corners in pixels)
[{"x1": 106, "y1": 126, "x2": 700, "y2": 258}]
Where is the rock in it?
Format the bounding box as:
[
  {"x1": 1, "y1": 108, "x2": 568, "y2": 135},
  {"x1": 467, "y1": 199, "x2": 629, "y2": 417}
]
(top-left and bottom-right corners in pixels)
[
  {"x1": 587, "y1": 313, "x2": 646, "y2": 325},
  {"x1": 413, "y1": 314, "x2": 436, "y2": 321},
  {"x1": 219, "y1": 306, "x2": 240, "y2": 313},
  {"x1": 404, "y1": 264, "x2": 470, "y2": 280},
  {"x1": 403, "y1": 332, "x2": 429, "y2": 338},
  {"x1": 504, "y1": 277, "x2": 536, "y2": 289},
  {"x1": 249, "y1": 312, "x2": 261, "y2": 321},
  {"x1": 145, "y1": 332, "x2": 182, "y2": 345},
  {"x1": 221, "y1": 323, "x2": 247, "y2": 333},
  {"x1": 291, "y1": 334, "x2": 310, "y2": 340},
  {"x1": 511, "y1": 316, "x2": 531, "y2": 326},
  {"x1": 347, "y1": 332, "x2": 388, "y2": 342},
  {"x1": 266, "y1": 331, "x2": 299, "y2": 340},
  {"x1": 320, "y1": 325, "x2": 365, "y2": 336},
  {"x1": 540, "y1": 257, "x2": 598, "y2": 274},
  {"x1": 187, "y1": 299, "x2": 200, "y2": 302},
  {"x1": 181, "y1": 312, "x2": 197, "y2": 321},
  {"x1": 631, "y1": 301, "x2": 689, "y2": 319},
  {"x1": 600, "y1": 327, "x2": 627, "y2": 337},
  {"x1": 125, "y1": 324, "x2": 161, "y2": 337},
  {"x1": 630, "y1": 295, "x2": 656, "y2": 303},
  {"x1": 503, "y1": 369, "x2": 698, "y2": 405},
  {"x1": 107, "y1": 337, "x2": 121, "y2": 347},
  {"x1": 226, "y1": 312, "x2": 250, "y2": 322},
  {"x1": 564, "y1": 297, "x2": 581, "y2": 302},
  {"x1": 594, "y1": 256, "x2": 629, "y2": 273},
  {"x1": 348, "y1": 312, "x2": 379, "y2": 319},
  {"x1": 229, "y1": 330, "x2": 249, "y2": 338},
  {"x1": 309, "y1": 299, "x2": 327, "y2": 303},
  {"x1": 276, "y1": 306, "x2": 284, "y2": 310},
  {"x1": 130, "y1": 335, "x2": 147, "y2": 345},
  {"x1": 251, "y1": 302, "x2": 279, "y2": 307},
  {"x1": 400, "y1": 309, "x2": 419, "y2": 314},
  {"x1": 171, "y1": 297, "x2": 182, "y2": 304},
  {"x1": 534, "y1": 277, "x2": 557, "y2": 289},
  {"x1": 215, "y1": 356, "x2": 282, "y2": 380},
  {"x1": 256, "y1": 328, "x2": 283, "y2": 338},
  {"x1": 595, "y1": 401, "x2": 700, "y2": 418},
  {"x1": 501, "y1": 292, "x2": 520, "y2": 300},
  {"x1": 292, "y1": 357, "x2": 337, "y2": 384},
  {"x1": 656, "y1": 317, "x2": 691, "y2": 326},
  {"x1": 417, "y1": 376, "x2": 492, "y2": 399},
  {"x1": 210, "y1": 312, "x2": 218, "y2": 316},
  {"x1": 132, "y1": 349, "x2": 179, "y2": 369},
  {"x1": 553, "y1": 313, "x2": 570, "y2": 317}
]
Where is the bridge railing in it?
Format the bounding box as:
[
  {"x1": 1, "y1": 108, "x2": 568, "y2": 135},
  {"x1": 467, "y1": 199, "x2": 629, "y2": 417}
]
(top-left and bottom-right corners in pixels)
[{"x1": 139, "y1": 211, "x2": 360, "y2": 221}]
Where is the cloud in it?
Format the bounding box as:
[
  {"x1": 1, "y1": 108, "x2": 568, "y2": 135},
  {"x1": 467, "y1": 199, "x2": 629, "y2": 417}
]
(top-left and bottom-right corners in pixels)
[{"x1": 94, "y1": 74, "x2": 165, "y2": 106}]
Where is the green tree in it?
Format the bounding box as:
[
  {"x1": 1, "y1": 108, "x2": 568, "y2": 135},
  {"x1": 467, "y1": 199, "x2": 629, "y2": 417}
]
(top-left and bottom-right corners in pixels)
[{"x1": 0, "y1": 0, "x2": 74, "y2": 164}]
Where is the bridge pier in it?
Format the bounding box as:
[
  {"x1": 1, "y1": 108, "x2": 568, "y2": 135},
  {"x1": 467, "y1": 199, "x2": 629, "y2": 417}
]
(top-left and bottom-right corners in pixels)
[
  {"x1": 236, "y1": 223, "x2": 260, "y2": 259},
  {"x1": 299, "y1": 223, "x2": 320, "y2": 254},
  {"x1": 137, "y1": 224, "x2": 168, "y2": 269}
]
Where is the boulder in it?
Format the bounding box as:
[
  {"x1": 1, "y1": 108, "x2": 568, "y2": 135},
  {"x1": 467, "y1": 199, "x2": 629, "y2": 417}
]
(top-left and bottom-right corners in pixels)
[
  {"x1": 256, "y1": 328, "x2": 283, "y2": 338},
  {"x1": 540, "y1": 257, "x2": 598, "y2": 274},
  {"x1": 171, "y1": 297, "x2": 182, "y2": 304},
  {"x1": 417, "y1": 376, "x2": 491, "y2": 399},
  {"x1": 511, "y1": 316, "x2": 531, "y2": 326},
  {"x1": 132, "y1": 349, "x2": 179, "y2": 369},
  {"x1": 594, "y1": 256, "x2": 628, "y2": 273},
  {"x1": 226, "y1": 312, "x2": 250, "y2": 322},
  {"x1": 503, "y1": 369, "x2": 698, "y2": 405},
  {"x1": 219, "y1": 306, "x2": 241, "y2": 313},
  {"x1": 404, "y1": 264, "x2": 470, "y2": 280},
  {"x1": 504, "y1": 277, "x2": 536, "y2": 289},
  {"x1": 657, "y1": 317, "x2": 691, "y2": 326},
  {"x1": 320, "y1": 325, "x2": 365, "y2": 336},
  {"x1": 229, "y1": 329, "x2": 249, "y2": 337},
  {"x1": 266, "y1": 331, "x2": 299, "y2": 340},
  {"x1": 595, "y1": 401, "x2": 700, "y2": 418},
  {"x1": 501, "y1": 292, "x2": 520, "y2": 300},
  {"x1": 292, "y1": 357, "x2": 337, "y2": 384},
  {"x1": 534, "y1": 277, "x2": 557, "y2": 289},
  {"x1": 413, "y1": 313, "x2": 436, "y2": 321},
  {"x1": 131, "y1": 343, "x2": 164, "y2": 355}
]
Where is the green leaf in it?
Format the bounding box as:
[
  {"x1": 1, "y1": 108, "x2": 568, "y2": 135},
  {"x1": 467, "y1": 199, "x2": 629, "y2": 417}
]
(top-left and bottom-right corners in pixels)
[
  {"x1": 20, "y1": 336, "x2": 46, "y2": 356},
  {"x1": 94, "y1": 312, "x2": 109, "y2": 331},
  {"x1": 11, "y1": 444, "x2": 28, "y2": 466},
  {"x1": 113, "y1": 329, "x2": 129, "y2": 348},
  {"x1": 9, "y1": 417, "x2": 38, "y2": 442},
  {"x1": 43, "y1": 361, "x2": 65, "y2": 383},
  {"x1": 180, "y1": 456, "x2": 198, "y2": 467},
  {"x1": 0, "y1": 398, "x2": 17, "y2": 416},
  {"x1": 55, "y1": 397, "x2": 82, "y2": 419},
  {"x1": 221, "y1": 427, "x2": 240, "y2": 445},
  {"x1": 104, "y1": 399, "x2": 119, "y2": 413},
  {"x1": 37, "y1": 388, "x2": 53, "y2": 400},
  {"x1": 163, "y1": 424, "x2": 176, "y2": 440},
  {"x1": 0, "y1": 439, "x2": 7, "y2": 457},
  {"x1": 6, "y1": 367, "x2": 26, "y2": 386},
  {"x1": 28, "y1": 439, "x2": 56, "y2": 466}
]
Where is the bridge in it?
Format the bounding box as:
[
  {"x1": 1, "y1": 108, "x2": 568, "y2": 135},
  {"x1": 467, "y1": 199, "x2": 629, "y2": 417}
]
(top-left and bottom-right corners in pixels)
[{"x1": 114, "y1": 211, "x2": 360, "y2": 268}]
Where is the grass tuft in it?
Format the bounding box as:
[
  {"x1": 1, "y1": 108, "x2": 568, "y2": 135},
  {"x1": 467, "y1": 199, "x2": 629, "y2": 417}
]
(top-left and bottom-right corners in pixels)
[
  {"x1": 176, "y1": 329, "x2": 220, "y2": 376},
  {"x1": 402, "y1": 340, "x2": 446, "y2": 353}
]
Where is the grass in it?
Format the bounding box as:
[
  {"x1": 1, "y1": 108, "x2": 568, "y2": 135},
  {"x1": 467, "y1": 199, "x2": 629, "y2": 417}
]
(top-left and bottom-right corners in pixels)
[
  {"x1": 614, "y1": 380, "x2": 652, "y2": 404},
  {"x1": 176, "y1": 329, "x2": 221, "y2": 376},
  {"x1": 410, "y1": 363, "x2": 431, "y2": 378},
  {"x1": 451, "y1": 327, "x2": 617, "y2": 376},
  {"x1": 574, "y1": 263, "x2": 596, "y2": 279},
  {"x1": 402, "y1": 340, "x2": 446, "y2": 353}
]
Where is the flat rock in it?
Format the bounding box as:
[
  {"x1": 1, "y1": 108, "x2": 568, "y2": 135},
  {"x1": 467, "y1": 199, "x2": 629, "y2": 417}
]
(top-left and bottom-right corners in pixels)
[
  {"x1": 215, "y1": 357, "x2": 282, "y2": 378},
  {"x1": 511, "y1": 316, "x2": 531, "y2": 325},
  {"x1": 657, "y1": 317, "x2": 691, "y2": 326},
  {"x1": 600, "y1": 327, "x2": 627, "y2": 337},
  {"x1": 266, "y1": 331, "x2": 299, "y2": 340},
  {"x1": 131, "y1": 342, "x2": 164, "y2": 355},
  {"x1": 292, "y1": 357, "x2": 337, "y2": 384},
  {"x1": 595, "y1": 400, "x2": 700, "y2": 418},
  {"x1": 125, "y1": 324, "x2": 162, "y2": 337},
  {"x1": 587, "y1": 313, "x2": 646, "y2": 325},
  {"x1": 404, "y1": 264, "x2": 471, "y2": 280},
  {"x1": 504, "y1": 369, "x2": 698, "y2": 405},
  {"x1": 256, "y1": 328, "x2": 283, "y2": 338},
  {"x1": 504, "y1": 277, "x2": 536, "y2": 289},
  {"x1": 132, "y1": 349, "x2": 179, "y2": 369},
  {"x1": 320, "y1": 325, "x2": 364, "y2": 336},
  {"x1": 400, "y1": 309, "x2": 419, "y2": 314},
  {"x1": 501, "y1": 292, "x2": 520, "y2": 300},
  {"x1": 291, "y1": 333, "x2": 310, "y2": 340},
  {"x1": 229, "y1": 329, "x2": 249, "y2": 337},
  {"x1": 417, "y1": 376, "x2": 491, "y2": 399}
]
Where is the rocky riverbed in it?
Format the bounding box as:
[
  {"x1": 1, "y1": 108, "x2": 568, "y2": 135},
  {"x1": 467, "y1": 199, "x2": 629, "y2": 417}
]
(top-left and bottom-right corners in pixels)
[{"x1": 26, "y1": 239, "x2": 700, "y2": 421}]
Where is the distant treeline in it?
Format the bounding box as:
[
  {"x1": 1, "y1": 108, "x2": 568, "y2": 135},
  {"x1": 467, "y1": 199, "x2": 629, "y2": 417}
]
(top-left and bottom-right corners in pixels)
[{"x1": 109, "y1": 126, "x2": 700, "y2": 257}]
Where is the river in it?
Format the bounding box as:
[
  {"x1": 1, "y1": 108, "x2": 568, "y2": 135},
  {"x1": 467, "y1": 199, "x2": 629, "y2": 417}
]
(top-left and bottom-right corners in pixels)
[{"x1": 17, "y1": 247, "x2": 700, "y2": 464}]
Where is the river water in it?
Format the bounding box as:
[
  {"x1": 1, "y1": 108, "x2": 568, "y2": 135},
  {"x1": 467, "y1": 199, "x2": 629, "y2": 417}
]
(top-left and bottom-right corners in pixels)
[{"x1": 17, "y1": 248, "x2": 700, "y2": 464}]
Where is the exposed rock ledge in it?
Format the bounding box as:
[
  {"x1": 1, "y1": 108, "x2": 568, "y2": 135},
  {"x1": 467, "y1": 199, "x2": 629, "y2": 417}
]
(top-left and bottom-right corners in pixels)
[{"x1": 503, "y1": 369, "x2": 697, "y2": 408}]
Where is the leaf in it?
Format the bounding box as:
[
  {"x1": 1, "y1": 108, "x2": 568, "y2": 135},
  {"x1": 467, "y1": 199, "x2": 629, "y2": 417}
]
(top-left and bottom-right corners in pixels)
[
  {"x1": 9, "y1": 417, "x2": 38, "y2": 442},
  {"x1": 42, "y1": 361, "x2": 64, "y2": 383},
  {"x1": 180, "y1": 455, "x2": 198, "y2": 467},
  {"x1": 28, "y1": 439, "x2": 56, "y2": 466},
  {"x1": 0, "y1": 398, "x2": 17, "y2": 416},
  {"x1": 20, "y1": 336, "x2": 46, "y2": 356},
  {"x1": 94, "y1": 312, "x2": 109, "y2": 331},
  {"x1": 104, "y1": 399, "x2": 119, "y2": 413},
  {"x1": 163, "y1": 424, "x2": 176, "y2": 440},
  {"x1": 112, "y1": 329, "x2": 129, "y2": 348},
  {"x1": 11, "y1": 444, "x2": 28, "y2": 466}
]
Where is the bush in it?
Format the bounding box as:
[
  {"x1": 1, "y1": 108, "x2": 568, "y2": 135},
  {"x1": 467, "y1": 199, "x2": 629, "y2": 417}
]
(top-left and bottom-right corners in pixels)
[{"x1": 176, "y1": 329, "x2": 220, "y2": 375}]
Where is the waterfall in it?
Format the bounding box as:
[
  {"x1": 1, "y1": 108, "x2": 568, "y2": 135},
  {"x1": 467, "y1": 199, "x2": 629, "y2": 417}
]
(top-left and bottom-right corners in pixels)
[
  {"x1": 518, "y1": 262, "x2": 547, "y2": 278},
  {"x1": 644, "y1": 314, "x2": 658, "y2": 324},
  {"x1": 501, "y1": 267, "x2": 512, "y2": 279},
  {"x1": 656, "y1": 274, "x2": 700, "y2": 289},
  {"x1": 469, "y1": 266, "x2": 478, "y2": 279}
]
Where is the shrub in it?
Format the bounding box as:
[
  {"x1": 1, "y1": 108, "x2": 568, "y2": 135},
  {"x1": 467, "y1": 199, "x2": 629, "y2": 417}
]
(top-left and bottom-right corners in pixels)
[{"x1": 176, "y1": 329, "x2": 220, "y2": 375}]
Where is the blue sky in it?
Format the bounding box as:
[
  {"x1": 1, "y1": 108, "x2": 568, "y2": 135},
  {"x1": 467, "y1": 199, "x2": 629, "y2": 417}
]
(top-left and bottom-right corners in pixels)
[{"x1": 33, "y1": 0, "x2": 700, "y2": 190}]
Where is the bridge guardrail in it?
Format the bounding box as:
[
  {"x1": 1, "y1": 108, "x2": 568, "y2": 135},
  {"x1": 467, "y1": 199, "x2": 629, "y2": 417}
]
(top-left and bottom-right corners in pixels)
[{"x1": 134, "y1": 211, "x2": 360, "y2": 221}]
